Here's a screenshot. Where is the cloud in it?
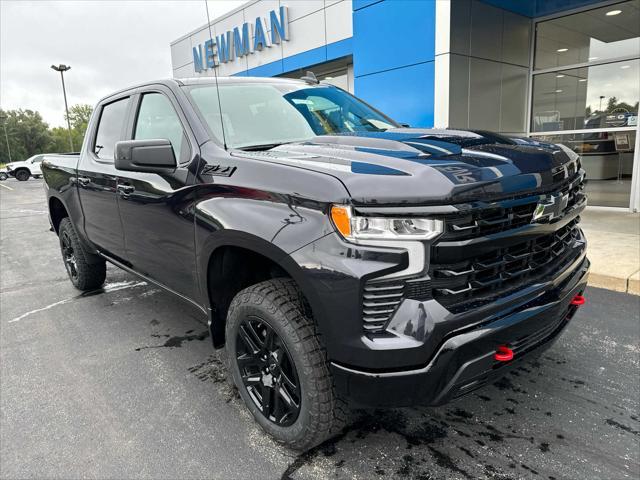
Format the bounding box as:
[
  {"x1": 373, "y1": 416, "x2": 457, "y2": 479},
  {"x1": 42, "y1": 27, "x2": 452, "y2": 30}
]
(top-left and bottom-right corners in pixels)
[{"x1": 1, "y1": 0, "x2": 243, "y2": 127}]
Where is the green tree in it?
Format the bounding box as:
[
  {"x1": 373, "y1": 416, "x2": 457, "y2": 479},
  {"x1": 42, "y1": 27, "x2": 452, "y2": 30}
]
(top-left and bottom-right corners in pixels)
[
  {"x1": 0, "y1": 109, "x2": 51, "y2": 163},
  {"x1": 0, "y1": 104, "x2": 93, "y2": 162},
  {"x1": 48, "y1": 126, "x2": 83, "y2": 153},
  {"x1": 66, "y1": 104, "x2": 93, "y2": 136},
  {"x1": 606, "y1": 96, "x2": 636, "y2": 114}
]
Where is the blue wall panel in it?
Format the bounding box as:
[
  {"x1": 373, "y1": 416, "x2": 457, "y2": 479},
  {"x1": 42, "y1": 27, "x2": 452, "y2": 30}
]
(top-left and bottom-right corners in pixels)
[
  {"x1": 282, "y1": 45, "x2": 327, "y2": 73},
  {"x1": 356, "y1": 61, "x2": 434, "y2": 128},
  {"x1": 241, "y1": 39, "x2": 353, "y2": 77},
  {"x1": 326, "y1": 38, "x2": 353, "y2": 62},
  {"x1": 353, "y1": 0, "x2": 436, "y2": 77},
  {"x1": 353, "y1": 0, "x2": 436, "y2": 127},
  {"x1": 245, "y1": 60, "x2": 284, "y2": 77},
  {"x1": 352, "y1": 0, "x2": 384, "y2": 10}
]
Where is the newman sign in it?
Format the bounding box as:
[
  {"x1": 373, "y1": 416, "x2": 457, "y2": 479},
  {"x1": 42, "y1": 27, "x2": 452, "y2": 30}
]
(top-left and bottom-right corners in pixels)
[{"x1": 193, "y1": 6, "x2": 289, "y2": 72}]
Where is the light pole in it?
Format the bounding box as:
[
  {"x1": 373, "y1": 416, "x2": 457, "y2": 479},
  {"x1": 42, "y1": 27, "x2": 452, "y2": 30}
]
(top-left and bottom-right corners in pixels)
[
  {"x1": 0, "y1": 114, "x2": 12, "y2": 162},
  {"x1": 51, "y1": 64, "x2": 74, "y2": 151}
]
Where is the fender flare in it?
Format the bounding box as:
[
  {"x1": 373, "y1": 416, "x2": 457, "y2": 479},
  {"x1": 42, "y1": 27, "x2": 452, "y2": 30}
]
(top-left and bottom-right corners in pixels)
[{"x1": 198, "y1": 229, "x2": 330, "y2": 346}]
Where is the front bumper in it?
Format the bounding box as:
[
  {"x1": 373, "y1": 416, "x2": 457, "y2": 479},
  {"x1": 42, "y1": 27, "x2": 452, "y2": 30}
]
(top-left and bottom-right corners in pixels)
[{"x1": 330, "y1": 256, "x2": 589, "y2": 407}]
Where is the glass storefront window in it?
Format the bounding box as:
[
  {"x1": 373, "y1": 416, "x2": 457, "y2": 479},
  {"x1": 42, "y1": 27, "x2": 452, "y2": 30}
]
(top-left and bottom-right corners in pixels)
[
  {"x1": 532, "y1": 130, "x2": 636, "y2": 207},
  {"x1": 535, "y1": 0, "x2": 640, "y2": 70},
  {"x1": 531, "y1": 59, "x2": 639, "y2": 132}
]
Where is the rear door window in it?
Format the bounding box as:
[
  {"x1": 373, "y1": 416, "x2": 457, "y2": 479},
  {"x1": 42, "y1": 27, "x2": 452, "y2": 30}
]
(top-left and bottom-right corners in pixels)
[{"x1": 94, "y1": 98, "x2": 129, "y2": 161}]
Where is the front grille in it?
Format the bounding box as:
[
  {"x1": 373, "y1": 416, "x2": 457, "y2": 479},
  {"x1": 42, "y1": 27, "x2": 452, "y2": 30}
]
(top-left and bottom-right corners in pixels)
[
  {"x1": 361, "y1": 174, "x2": 586, "y2": 332},
  {"x1": 430, "y1": 218, "x2": 583, "y2": 312},
  {"x1": 443, "y1": 178, "x2": 585, "y2": 241}
]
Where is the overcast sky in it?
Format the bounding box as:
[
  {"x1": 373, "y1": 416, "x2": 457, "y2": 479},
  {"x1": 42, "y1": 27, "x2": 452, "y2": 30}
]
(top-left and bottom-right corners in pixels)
[{"x1": 0, "y1": 0, "x2": 244, "y2": 127}]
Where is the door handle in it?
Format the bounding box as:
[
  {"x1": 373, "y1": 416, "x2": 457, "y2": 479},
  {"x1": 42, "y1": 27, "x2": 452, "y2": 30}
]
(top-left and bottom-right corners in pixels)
[
  {"x1": 117, "y1": 184, "x2": 135, "y2": 195},
  {"x1": 77, "y1": 176, "x2": 90, "y2": 187}
]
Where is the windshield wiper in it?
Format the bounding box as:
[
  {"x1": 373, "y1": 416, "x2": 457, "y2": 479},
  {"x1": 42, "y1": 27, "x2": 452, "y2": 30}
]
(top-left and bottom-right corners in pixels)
[{"x1": 237, "y1": 142, "x2": 292, "y2": 152}]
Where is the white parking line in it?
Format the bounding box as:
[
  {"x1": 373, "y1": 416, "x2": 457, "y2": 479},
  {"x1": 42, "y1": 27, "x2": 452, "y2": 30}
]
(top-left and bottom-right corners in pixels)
[
  {"x1": 7, "y1": 280, "x2": 148, "y2": 323},
  {"x1": 0, "y1": 183, "x2": 13, "y2": 191}
]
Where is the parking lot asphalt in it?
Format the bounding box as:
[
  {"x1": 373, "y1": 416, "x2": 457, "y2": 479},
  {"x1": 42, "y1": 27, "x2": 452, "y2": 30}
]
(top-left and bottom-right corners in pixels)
[{"x1": 1, "y1": 178, "x2": 639, "y2": 480}]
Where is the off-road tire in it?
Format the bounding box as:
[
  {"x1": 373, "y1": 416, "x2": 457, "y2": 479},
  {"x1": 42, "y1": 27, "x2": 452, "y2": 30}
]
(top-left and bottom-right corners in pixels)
[
  {"x1": 226, "y1": 278, "x2": 349, "y2": 450},
  {"x1": 58, "y1": 217, "x2": 106, "y2": 290},
  {"x1": 15, "y1": 169, "x2": 30, "y2": 181},
  {"x1": 0, "y1": 172, "x2": 7, "y2": 181}
]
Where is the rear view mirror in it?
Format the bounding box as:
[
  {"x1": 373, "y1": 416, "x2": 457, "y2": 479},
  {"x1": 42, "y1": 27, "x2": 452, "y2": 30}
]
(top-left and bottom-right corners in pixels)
[{"x1": 115, "y1": 139, "x2": 176, "y2": 173}]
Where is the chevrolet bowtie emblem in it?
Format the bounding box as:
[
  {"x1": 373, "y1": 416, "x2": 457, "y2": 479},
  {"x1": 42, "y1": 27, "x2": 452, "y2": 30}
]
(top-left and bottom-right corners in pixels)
[{"x1": 532, "y1": 193, "x2": 569, "y2": 223}]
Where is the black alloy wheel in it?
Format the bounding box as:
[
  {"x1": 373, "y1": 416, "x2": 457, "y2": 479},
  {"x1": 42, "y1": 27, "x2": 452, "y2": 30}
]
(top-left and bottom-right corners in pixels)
[
  {"x1": 235, "y1": 316, "x2": 301, "y2": 426},
  {"x1": 57, "y1": 217, "x2": 106, "y2": 290},
  {"x1": 226, "y1": 278, "x2": 349, "y2": 450},
  {"x1": 61, "y1": 230, "x2": 79, "y2": 282}
]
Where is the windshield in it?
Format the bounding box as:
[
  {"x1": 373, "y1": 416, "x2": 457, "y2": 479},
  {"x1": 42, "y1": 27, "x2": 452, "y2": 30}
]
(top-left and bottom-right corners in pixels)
[{"x1": 185, "y1": 82, "x2": 398, "y2": 150}]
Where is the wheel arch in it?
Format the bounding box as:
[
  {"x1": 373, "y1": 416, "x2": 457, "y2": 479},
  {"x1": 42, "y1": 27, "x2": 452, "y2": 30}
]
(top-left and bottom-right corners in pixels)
[
  {"x1": 13, "y1": 167, "x2": 31, "y2": 179},
  {"x1": 201, "y1": 231, "x2": 327, "y2": 348},
  {"x1": 49, "y1": 195, "x2": 69, "y2": 233}
]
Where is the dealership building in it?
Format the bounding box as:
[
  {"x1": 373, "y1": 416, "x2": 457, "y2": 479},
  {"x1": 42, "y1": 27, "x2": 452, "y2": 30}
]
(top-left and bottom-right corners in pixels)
[{"x1": 170, "y1": 0, "x2": 640, "y2": 211}]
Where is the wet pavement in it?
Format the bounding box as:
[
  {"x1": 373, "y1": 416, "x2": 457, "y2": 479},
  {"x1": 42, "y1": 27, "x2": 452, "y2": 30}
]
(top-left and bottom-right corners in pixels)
[{"x1": 1, "y1": 178, "x2": 639, "y2": 479}]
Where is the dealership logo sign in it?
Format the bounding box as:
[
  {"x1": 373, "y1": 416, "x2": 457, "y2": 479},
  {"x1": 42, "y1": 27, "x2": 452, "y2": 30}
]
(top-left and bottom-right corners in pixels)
[{"x1": 193, "y1": 6, "x2": 289, "y2": 72}]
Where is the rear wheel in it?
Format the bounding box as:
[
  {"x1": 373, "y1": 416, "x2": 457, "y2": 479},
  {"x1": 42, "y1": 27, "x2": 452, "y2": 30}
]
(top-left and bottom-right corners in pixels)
[
  {"x1": 0, "y1": 172, "x2": 7, "y2": 181},
  {"x1": 15, "y1": 169, "x2": 30, "y2": 181},
  {"x1": 58, "y1": 217, "x2": 106, "y2": 290},
  {"x1": 226, "y1": 278, "x2": 348, "y2": 450}
]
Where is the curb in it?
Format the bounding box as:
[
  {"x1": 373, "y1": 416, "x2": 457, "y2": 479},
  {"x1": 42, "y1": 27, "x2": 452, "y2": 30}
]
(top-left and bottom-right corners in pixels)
[{"x1": 588, "y1": 271, "x2": 640, "y2": 296}]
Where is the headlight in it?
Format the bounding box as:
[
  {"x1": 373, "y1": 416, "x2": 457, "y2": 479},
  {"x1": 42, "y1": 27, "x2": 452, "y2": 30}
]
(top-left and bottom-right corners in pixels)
[
  {"x1": 330, "y1": 205, "x2": 443, "y2": 241},
  {"x1": 6, "y1": 164, "x2": 13, "y2": 171}
]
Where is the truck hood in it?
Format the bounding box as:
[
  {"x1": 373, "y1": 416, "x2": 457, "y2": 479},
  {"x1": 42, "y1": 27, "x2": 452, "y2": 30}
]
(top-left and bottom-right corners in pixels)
[{"x1": 235, "y1": 129, "x2": 580, "y2": 205}]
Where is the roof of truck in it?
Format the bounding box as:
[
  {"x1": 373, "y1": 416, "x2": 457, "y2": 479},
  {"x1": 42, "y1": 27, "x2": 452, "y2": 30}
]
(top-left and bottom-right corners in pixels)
[{"x1": 98, "y1": 76, "x2": 315, "y2": 104}]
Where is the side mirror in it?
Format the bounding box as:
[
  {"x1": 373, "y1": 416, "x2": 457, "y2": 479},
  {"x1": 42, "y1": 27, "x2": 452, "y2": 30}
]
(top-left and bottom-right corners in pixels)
[
  {"x1": 399, "y1": 123, "x2": 411, "y2": 128},
  {"x1": 114, "y1": 139, "x2": 176, "y2": 173}
]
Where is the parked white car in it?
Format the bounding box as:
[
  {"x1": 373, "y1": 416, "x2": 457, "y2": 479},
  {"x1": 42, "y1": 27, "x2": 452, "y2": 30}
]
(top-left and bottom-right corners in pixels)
[{"x1": 5, "y1": 154, "x2": 45, "y2": 181}]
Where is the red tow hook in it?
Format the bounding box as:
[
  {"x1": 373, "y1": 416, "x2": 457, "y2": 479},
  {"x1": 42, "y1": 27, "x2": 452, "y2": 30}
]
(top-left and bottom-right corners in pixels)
[
  {"x1": 571, "y1": 294, "x2": 586, "y2": 306},
  {"x1": 494, "y1": 345, "x2": 514, "y2": 362}
]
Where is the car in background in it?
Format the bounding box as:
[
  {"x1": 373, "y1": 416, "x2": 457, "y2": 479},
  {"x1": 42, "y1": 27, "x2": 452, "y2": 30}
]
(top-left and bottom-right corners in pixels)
[
  {"x1": 5, "y1": 154, "x2": 45, "y2": 181},
  {"x1": 4, "y1": 153, "x2": 80, "y2": 181}
]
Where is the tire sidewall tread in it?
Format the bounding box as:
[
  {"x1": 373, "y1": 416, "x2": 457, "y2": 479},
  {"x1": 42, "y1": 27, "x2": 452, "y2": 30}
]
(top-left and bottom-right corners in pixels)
[
  {"x1": 226, "y1": 278, "x2": 348, "y2": 450},
  {"x1": 58, "y1": 217, "x2": 106, "y2": 291}
]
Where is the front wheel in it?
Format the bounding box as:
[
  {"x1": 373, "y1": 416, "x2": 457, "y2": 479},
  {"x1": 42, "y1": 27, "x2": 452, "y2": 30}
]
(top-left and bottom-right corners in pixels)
[
  {"x1": 226, "y1": 278, "x2": 348, "y2": 450},
  {"x1": 0, "y1": 172, "x2": 7, "y2": 181},
  {"x1": 58, "y1": 217, "x2": 106, "y2": 290},
  {"x1": 15, "y1": 169, "x2": 30, "y2": 181}
]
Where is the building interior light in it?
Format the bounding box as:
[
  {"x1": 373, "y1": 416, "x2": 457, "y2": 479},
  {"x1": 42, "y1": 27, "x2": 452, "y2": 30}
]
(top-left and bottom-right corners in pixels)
[
  {"x1": 557, "y1": 48, "x2": 569, "y2": 52},
  {"x1": 324, "y1": 76, "x2": 333, "y2": 79},
  {"x1": 606, "y1": 9, "x2": 622, "y2": 16},
  {"x1": 555, "y1": 89, "x2": 563, "y2": 93},
  {"x1": 621, "y1": 65, "x2": 630, "y2": 69},
  {"x1": 589, "y1": 56, "x2": 599, "y2": 61},
  {"x1": 556, "y1": 74, "x2": 565, "y2": 78},
  {"x1": 579, "y1": 79, "x2": 587, "y2": 82}
]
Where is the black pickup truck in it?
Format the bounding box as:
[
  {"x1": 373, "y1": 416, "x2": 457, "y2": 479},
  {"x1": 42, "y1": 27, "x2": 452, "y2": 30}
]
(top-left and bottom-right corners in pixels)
[{"x1": 42, "y1": 77, "x2": 589, "y2": 449}]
